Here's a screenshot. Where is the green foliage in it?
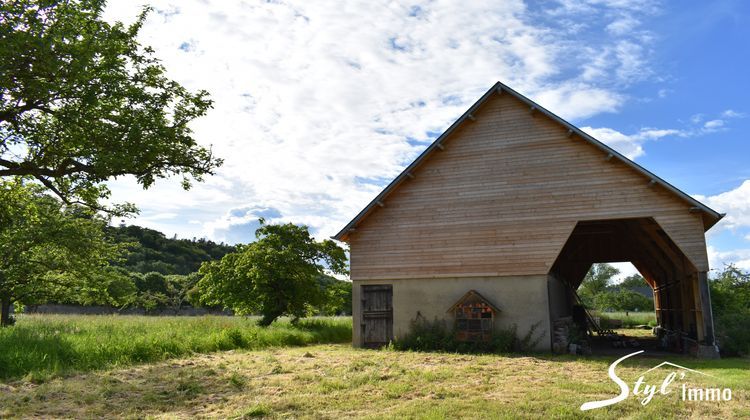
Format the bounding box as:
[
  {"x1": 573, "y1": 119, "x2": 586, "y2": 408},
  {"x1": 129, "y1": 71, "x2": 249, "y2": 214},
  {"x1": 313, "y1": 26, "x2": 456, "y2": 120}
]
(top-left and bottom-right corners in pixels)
[
  {"x1": 138, "y1": 272, "x2": 168, "y2": 294},
  {"x1": 593, "y1": 288, "x2": 653, "y2": 312},
  {"x1": 391, "y1": 318, "x2": 542, "y2": 354},
  {"x1": 164, "y1": 273, "x2": 201, "y2": 313},
  {"x1": 0, "y1": 315, "x2": 352, "y2": 381},
  {"x1": 107, "y1": 224, "x2": 236, "y2": 275},
  {"x1": 619, "y1": 273, "x2": 649, "y2": 290},
  {"x1": 24, "y1": 222, "x2": 234, "y2": 311},
  {"x1": 578, "y1": 263, "x2": 620, "y2": 307},
  {"x1": 0, "y1": 178, "x2": 125, "y2": 325},
  {"x1": 77, "y1": 266, "x2": 137, "y2": 307},
  {"x1": 0, "y1": 0, "x2": 221, "y2": 211},
  {"x1": 198, "y1": 220, "x2": 348, "y2": 325},
  {"x1": 710, "y1": 265, "x2": 750, "y2": 356},
  {"x1": 317, "y1": 275, "x2": 352, "y2": 316},
  {"x1": 108, "y1": 271, "x2": 201, "y2": 312},
  {"x1": 577, "y1": 264, "x2": 654, "y2": 312}
]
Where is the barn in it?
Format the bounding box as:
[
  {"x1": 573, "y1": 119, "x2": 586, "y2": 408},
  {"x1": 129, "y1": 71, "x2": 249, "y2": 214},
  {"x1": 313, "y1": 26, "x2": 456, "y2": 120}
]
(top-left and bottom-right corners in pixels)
[{"x1": 333, "y1": 82, "x2": 723, "y2": 357}]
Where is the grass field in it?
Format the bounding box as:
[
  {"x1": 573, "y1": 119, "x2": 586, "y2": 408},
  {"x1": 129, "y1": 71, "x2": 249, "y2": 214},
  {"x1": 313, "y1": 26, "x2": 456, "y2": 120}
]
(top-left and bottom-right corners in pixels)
[
  {"x1": 1, "y1": 344, "x2": 748, "y2": 419},
  {"x1": 0, "y1": 314, "x2": 351, "y2": 381},
  {"x1": 1, "y1": 315, "x2": 748, "y2": 419},
  {"x1": 592, "y1": 311, "x2": 657, "y2": 328}
]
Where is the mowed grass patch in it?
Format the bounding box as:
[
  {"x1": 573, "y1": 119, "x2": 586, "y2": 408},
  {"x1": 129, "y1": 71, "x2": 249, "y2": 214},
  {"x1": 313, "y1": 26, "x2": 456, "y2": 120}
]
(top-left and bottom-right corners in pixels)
[
  {"x1": 0, "y1": 314, "x2": 351, "y2": 381},
  {"x1": 1, "y1": 344, "x2": 748, "y2": 419}
]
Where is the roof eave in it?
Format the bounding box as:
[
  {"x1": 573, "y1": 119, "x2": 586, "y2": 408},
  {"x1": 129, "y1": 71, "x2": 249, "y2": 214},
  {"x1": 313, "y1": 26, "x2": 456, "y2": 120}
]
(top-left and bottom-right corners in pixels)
[
  {"x1": 332, "y1": 81, "x2": 724, "y2": 241},
  {"x1": 332, "y1": 82, "x2": 503, "y2": 241}
]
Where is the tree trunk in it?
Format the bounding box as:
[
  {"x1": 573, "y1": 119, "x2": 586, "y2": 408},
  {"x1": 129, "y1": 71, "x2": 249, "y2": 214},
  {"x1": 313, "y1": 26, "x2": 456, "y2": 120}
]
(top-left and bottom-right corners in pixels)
[{"x1": 0, "y1": 297, "x2": 11, "y2": 327}]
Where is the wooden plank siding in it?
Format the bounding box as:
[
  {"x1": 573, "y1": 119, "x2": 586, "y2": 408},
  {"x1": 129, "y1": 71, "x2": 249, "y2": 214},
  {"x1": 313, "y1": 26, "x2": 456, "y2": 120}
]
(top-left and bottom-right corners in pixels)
[{"x1": 348, "y1": 93, "x2": 709, "y2": 280}]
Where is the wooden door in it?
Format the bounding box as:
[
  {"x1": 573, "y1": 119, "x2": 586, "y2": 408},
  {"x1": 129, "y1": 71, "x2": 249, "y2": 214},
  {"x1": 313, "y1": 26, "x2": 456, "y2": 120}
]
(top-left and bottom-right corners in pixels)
[{"x1": 361, "y1": 285, "x2": 393, "y2": 348}]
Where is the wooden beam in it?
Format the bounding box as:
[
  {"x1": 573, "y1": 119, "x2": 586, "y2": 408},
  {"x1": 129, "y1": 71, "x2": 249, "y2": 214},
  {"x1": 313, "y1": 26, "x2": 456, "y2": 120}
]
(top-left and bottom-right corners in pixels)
[
  {"x1": 612, "y1": 221, "x2": 672, "y2": 282},
  {"x1": 639, "y1": 221, "x2": 691, "y2": 270},
  {"x1": 697, "y1": 271, "x2": 716, "y2": 345}
]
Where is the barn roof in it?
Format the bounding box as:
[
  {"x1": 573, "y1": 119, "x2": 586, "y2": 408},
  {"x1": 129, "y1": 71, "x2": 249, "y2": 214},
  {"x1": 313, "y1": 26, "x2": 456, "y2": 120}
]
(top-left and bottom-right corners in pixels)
[{"x1": 333, "y1": 81, "x2": 724, "y2": 241}]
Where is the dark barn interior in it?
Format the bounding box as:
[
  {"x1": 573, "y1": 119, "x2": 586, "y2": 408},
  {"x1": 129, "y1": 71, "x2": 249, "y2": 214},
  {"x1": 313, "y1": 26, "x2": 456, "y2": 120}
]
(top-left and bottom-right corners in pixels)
[{"x1": 548, "y1": 217, "x2": 716, "y2": 355}]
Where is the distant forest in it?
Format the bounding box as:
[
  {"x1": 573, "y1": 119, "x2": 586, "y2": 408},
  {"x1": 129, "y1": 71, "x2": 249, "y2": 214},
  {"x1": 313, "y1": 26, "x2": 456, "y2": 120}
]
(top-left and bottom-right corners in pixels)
[
  {"x1": 107, "y1": 224, "x2": 237, "y2": 275},
  {"x1": 29, "y1": 224, "x2": 352, "y2": 316}
]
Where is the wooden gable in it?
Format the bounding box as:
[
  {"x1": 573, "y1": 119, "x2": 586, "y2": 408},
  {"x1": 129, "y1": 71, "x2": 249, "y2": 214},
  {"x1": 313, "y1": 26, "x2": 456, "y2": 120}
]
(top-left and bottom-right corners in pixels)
[{"x1": 338, "y1": 83, "x2": 721, "y2": 280}]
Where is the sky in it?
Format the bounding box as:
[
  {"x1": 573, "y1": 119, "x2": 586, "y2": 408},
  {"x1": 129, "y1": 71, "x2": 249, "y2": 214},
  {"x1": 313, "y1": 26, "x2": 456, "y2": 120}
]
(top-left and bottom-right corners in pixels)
[{"x1": 102, "y1": 0, "x2": 750, "y2": 277}]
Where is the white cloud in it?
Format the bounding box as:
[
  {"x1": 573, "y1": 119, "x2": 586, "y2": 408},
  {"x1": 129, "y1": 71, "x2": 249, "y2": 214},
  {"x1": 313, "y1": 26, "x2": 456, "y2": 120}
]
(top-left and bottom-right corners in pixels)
[
  {"x1": 708, "y1": 246, "x2": 750, "y2": 273},
  {"x1": 606, "y1": 15, "x2": 641, "y2": 36},
  {"x1": 703, "y1": 119, "x2": 725, "y2": 130},
  {"x1": 690, "y1": 113, "x2": 704, "y2": 124},
  {"x1": 581, "y1": 105, "x2": 746, "y2": 161},
  {"x1": 694, "y1": 180, "x2": 750, "y2": 231},
  {"x1": 580, "y1": 126, "x2": 683, "y2": 159},
  {"x1": 99, "y1": 0, "x2": 665, "y2": 243},
  {"x1": 722, "y1": 109, "x2": 745, "y2": 118},
  {"x1": 610, "y1": 261, "x2": 640, "y2": 282}
]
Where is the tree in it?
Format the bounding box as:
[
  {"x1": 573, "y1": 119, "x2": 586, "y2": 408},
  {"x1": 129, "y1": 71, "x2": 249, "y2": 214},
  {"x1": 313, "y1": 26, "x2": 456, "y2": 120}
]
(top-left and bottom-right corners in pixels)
[
  {"x1": 619, "y1": 273, "x2": 648, "y2": 289},
  {"x1": 594, "y1": 289, "x2": 653, "y2": 312},
  {"x1": 578, "y1": 263, "x2": 619, "y2": 307},
  {"x1": 164, "y1": 273, "x2": 200, "y2": 313},
  {"x1": 0, "y1": 0, "x2": 221, "y2": 211},
  {"x1": 136, "y1": 271, "x2": 168, "y2": 295},
  {"x1": 106, "y1": 224, "x2": 236, "y2": 275},
  {"x1": 0, "y1": 178, "x2": 124, "y2": 325},
  {"x1": 317, "y1": 275, "x2": 352, "y2": 316},
  {"x1": 198, "y1": 220, "x2": 348, "y2": 325},
  {"x1": 710, "y1": 264, "x2": 750, "y2": 355},
  {"x1": 77, "y1": 266, "x2": 137, "y2": 307}
]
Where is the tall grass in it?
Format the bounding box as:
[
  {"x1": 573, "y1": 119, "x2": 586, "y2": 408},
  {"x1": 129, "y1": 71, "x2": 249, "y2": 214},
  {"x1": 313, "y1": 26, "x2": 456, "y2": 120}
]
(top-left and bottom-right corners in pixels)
[
  {"x1": 592, "y1": 311, "x2": 657, "y2": 328},
  {"x1": 0, "y1": 314, "x2": 351, "y2": 381}
]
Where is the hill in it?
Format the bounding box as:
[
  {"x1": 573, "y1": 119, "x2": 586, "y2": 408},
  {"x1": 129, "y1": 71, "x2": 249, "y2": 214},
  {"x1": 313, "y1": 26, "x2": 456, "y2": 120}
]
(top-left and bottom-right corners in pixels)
[{"x1": 107, "y1": 224, "x2": 237, "y2": 275}]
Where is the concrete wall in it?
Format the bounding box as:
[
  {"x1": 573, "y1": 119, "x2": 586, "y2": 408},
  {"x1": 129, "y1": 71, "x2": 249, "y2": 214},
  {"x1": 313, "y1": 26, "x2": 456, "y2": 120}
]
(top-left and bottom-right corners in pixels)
[
  {"x1": 353, "y1": 275, "x2": 551, "y2": 351},
  {"x1": 547, "y1": 274, "x2": 573, "y2": 321}
]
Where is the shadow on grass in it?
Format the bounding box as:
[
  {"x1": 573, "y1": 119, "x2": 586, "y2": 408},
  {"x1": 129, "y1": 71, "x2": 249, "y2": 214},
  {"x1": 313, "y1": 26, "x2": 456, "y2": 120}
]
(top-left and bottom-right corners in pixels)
[
  {"x1": 0, "y1": 358, "x2": 254, "y2": 418},
  {"x1": 0, "y1": 316, "x2": 352, "y2": 382},
  {"x1": 0, "y1": 327, "x2": 78, "y2": 382}
]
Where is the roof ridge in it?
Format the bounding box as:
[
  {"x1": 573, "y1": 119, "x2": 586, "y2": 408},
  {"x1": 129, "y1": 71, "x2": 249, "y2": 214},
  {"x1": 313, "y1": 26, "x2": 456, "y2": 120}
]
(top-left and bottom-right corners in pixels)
[{"x1": 333, "y1": 82, "x2": 723, "y2": 241}]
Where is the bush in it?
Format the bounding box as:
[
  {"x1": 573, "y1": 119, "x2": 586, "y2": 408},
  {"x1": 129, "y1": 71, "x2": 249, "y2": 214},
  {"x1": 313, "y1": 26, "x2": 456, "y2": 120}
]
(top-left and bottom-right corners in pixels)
[
  {"x1": 711, "y1": 265, "x2": 750, "y2": 356},
  {"x1": 391, "y1": 318, "x2": 542, "y2": 354},
  {"x1": 715, "y1": 311, "x2": 750, "y2": 356},
  {"x1": 594, "y1": 289, "x2": 653, "y2": 312}
]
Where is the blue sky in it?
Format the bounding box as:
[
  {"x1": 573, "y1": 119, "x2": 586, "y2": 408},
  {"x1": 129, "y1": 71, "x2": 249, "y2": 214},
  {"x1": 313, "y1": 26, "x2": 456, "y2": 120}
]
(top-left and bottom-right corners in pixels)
[{"x1": 102, "y1": 0, "x2": 750, "y2": 273}]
